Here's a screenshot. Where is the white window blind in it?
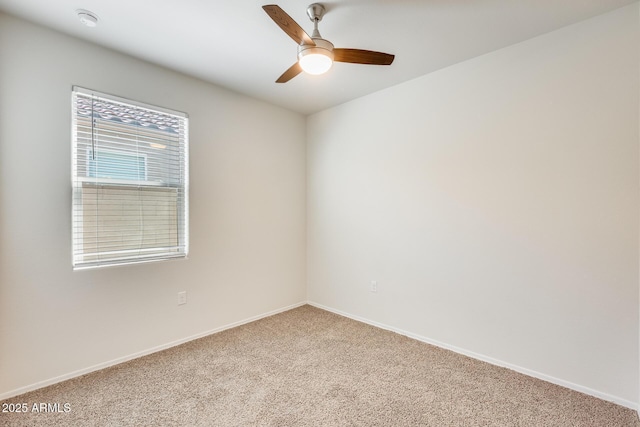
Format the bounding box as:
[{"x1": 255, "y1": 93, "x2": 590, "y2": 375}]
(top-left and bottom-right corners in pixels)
[{"x1": 71, "y1": 86, "x2": 189, "y2": 270}]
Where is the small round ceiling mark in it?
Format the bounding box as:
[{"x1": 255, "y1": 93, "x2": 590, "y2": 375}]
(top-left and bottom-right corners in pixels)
[{"x1": 76, "y1": 9, "x2": 98, "y2": 27}]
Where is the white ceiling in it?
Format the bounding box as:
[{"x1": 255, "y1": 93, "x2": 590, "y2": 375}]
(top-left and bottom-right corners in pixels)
[{"x1": 0, "y1": 0, "x2": 636, "y2": 115}]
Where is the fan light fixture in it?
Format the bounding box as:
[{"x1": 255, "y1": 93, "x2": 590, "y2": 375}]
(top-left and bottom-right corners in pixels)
[
  {"x1": 298, "y1": 41, "x2": 334, "y2": 75},
  {"x1": 298, "y1": 50, "x2": 332, "y2": 75}
]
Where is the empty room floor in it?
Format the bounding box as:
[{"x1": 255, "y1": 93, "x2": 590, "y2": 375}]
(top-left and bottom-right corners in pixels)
[{"x1": 0, "y1": 305, "x2": 638, "y2": 426}]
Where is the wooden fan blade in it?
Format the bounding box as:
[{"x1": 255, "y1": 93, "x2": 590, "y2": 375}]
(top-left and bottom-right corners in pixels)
[
  {"x1": 333, "y1": 48, "x2": 395, "y2": 65},
  {"x1": 263, "y1": 5, "x2": 315, "y2": 46},
  {"x1": 276, "y1": 62, "x2": 303, "y2": 83}
]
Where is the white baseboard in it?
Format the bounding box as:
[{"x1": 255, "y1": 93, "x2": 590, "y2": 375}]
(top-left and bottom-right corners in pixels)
[
  {"x1": 307, "y1": 301, "x2": 638, "y2": 411},
  {"x1": 0, "y1": 301, "x2": 306, "y2": 402}
]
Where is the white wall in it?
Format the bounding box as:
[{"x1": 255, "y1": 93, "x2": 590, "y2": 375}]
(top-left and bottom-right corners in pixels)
[
  {"x1": 308, "y1": 3, "x2": 639, "y2": 407},
  {"x1": 0, "y1": 13, "x2": 306, "y2": 398}
]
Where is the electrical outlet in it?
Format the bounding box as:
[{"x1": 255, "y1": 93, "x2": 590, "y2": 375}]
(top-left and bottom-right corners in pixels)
[
  {"x1": 370, "y1": 280, "x2": 378, "y2": 293},
  {"x1": 178, "y1": 291, "x2": 187, "y2": 305}
]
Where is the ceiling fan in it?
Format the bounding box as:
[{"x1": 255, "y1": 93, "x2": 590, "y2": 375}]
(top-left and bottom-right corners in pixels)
[{"x1": 262, "y1": 3, "x2": 395, "y2": 83}]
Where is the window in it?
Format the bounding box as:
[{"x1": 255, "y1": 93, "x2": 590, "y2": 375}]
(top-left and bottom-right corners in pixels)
[{"x1": 71, "y1": 87, "x2": 189, "y2": 269}]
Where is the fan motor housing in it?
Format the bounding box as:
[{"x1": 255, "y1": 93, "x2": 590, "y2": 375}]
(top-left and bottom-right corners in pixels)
[{"x1": 298, "y1": 37, "x2": 334, "y2": 58}]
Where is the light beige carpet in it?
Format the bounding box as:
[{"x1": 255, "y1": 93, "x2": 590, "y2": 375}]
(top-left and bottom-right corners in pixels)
[{"x1": 1, "y1": 305, "x2": 638, "y2": 426}]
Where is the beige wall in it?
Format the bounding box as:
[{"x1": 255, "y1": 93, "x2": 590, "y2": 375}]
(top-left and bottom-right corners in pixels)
[
  {"x1": 0, "y1": 13, "x2": 306, "y2": 398},
  {"x1": 307, "y1": 3, "x2": 639, "y2": 407}
]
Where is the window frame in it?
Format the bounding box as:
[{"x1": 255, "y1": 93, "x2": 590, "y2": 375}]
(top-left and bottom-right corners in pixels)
[{"x1": 71, "y1": 86, "x2": 189, "y2": 270}]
